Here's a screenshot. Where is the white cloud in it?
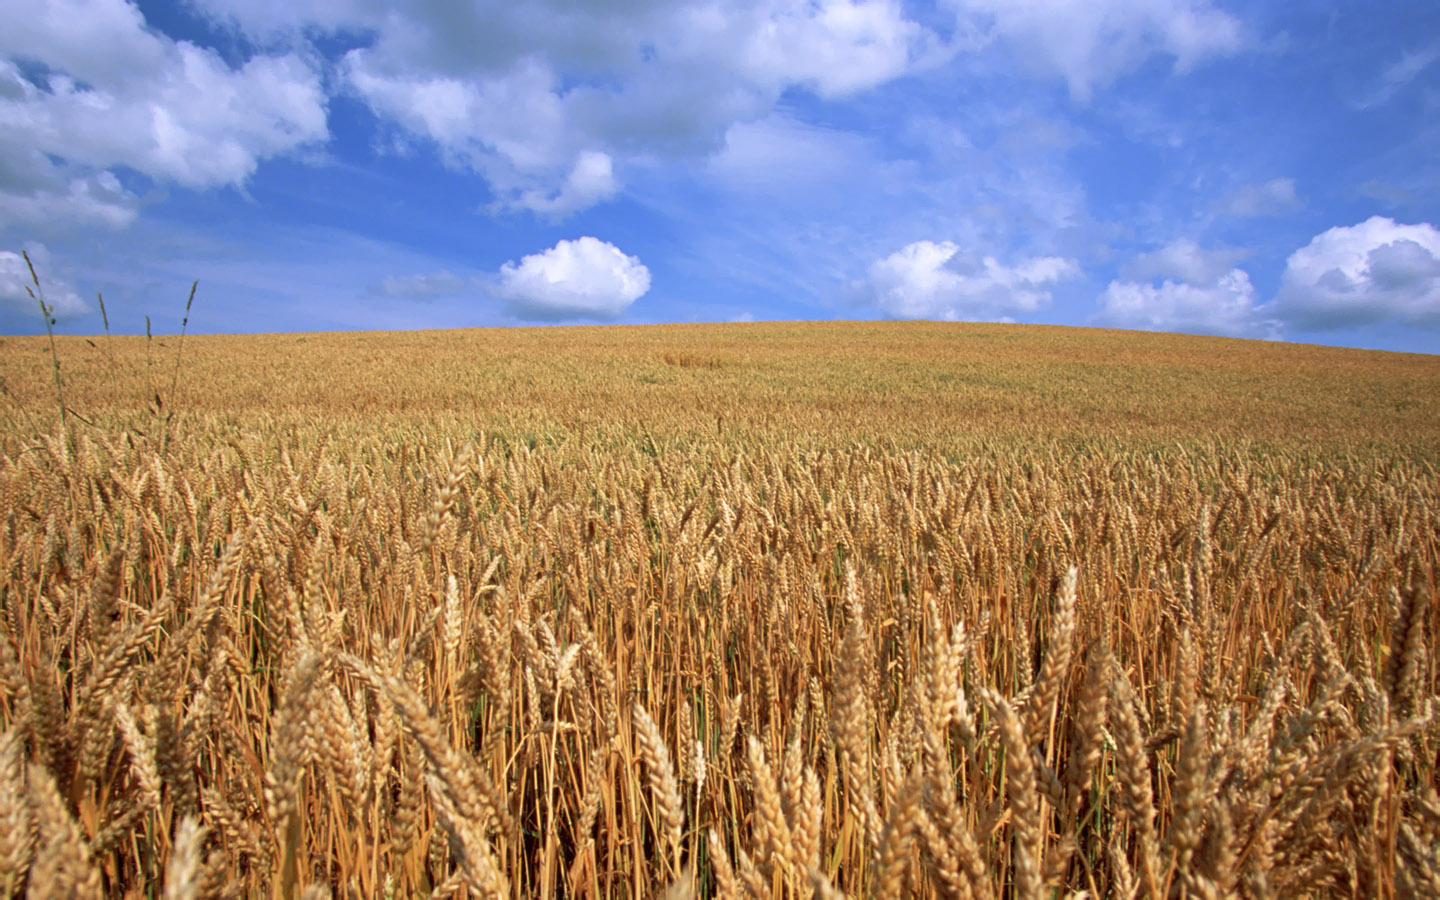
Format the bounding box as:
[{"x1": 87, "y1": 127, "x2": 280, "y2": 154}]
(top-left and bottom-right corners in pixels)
[
  {"x1": 0, "y1": 0, "x2": 326, "y2": 231},
  {"x1": 1273, "y1": 217, "x2": 1440, "y2": 331},
  {"x1": 1100, "y1": 237, "x2": 1276, "y2": 337},
  {"x1": 206, "y1": 0, "x2": 933, "y2": 96},
  {"x1": 338, "y1": 51, "x2": 622, "y2": 216},
  {"x1": 495, "y1": 237, "x2": 650, "y2": 320},
  {"x1": 0, "y1": 243, "x2": 89, "y2": 320},
  {"x1": 0, "y1": 46, "x2": 327, "y2": 189},
  {"x1": 1120, "y1": 238, "x2": 1247, "y2": 284},
  {"x1": 0, "y1": 143, "x2": 139, "y2": 231},
  {"x1": 506, "y1": 151, "x2": 619, "y2": 218},
  {"x1": 1094, "y1": 269, "x2": 1273, "y2": 337},
  {"x1": 949, "y1": 0, "x2": 1244, "y2": 99},
  {"x1": 1219, "y1": 177, "x2": 1298, "y2": 218},
  {"x1": 375, "y1": 270, "x2": 465, "y2": 301},
  {"x1": 859, "y1": 240, "x2": 1078, "y2": 320},
  {"x1": 739, "y1": 0, "x2": 932, "y2": 97},
  {"x1": 206, "y1": 0, "x2": 940, "y2": 216},
  {"x1": 341, "y1": 55, "x2": 563, "y2": 168},
  {"x1": 1, "y1": 0, "x2": 165, "y2": 87}
]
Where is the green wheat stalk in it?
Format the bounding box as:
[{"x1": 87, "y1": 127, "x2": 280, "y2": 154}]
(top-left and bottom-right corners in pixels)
[
  {"x1": 167, "y1": 281, "x2": 197, "y2": 413},
  {"x1": 21, "y1": 250, "x2": 66, "y2": 428},
  {"x1": 97, "y1": 291, "x2": 119, "y2": 411},
  {"x1": 162, "y1": 281, "x2": 197, "y2": 452}
]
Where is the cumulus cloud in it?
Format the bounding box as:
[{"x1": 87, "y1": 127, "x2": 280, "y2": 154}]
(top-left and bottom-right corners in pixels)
[
  {"x1": 0, "y1": 243, "x2": 89, "y2": 320},
  {"x1": 949, "y1": 0, "x2": 1244, "y2": 99},
  {"x1": 738, "y1": 0, "x2": 931, "y2": 97},
  {"x1": 1273, "y1": 217, "x2": 1440, "y2": 331},
  {"x1": 0, "y1": 141, "x2": 139, "y2": 231},
  {"x1": 505, "y1": 151, "x2": 619, "y2": 218},
  {"x1": 200, "y1": 0, "x2": 937, "y2": 216},
  {"x1": 494, "y1": 237, "x2": 650, "y2": 320},
  {"x1": 1095, "y1": 269, "x2": 1273, "y2": 337},
  {"x1": 336, "y1": 41, "x2": 646, "y2": 215},
  {"x1": 859, "y1": 240, "x2": 1078, "y2": 320},
  {"x1": 1219, "y1": 177, "x2": 1299, "y2": 218},
  {"x1": 0, "y1": 0, "x2": 326, "y2": 231},
  {"x1": 1099, "y1": 237, "x2": 1276, "y2": 337},
  {"x1": 375, "y1": 270, "x2": 466, "y2": 301}
]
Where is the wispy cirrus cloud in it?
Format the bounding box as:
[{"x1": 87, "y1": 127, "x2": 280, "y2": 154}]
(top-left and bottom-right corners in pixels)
[
  {"x1": 374, "y1": 271, "x2": 467, "y2": 301},
  {"x1": 1218, "y1": 177, "x2": 1299, "y2": 218},
  {"x1": 1119, "y1": 238, "x2": 1247, "y2": 284},
  {"x1": 1350, "y1": 44, "x2": 1439, "y2": 110}
]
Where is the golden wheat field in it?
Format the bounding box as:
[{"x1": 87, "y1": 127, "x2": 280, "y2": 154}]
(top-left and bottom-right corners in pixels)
[{"x1": 0, "y1": 321, "x2": 1437, "y2": 899}]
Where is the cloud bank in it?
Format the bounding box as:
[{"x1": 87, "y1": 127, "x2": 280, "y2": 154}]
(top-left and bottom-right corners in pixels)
[{"x1": 306, "y1": 0, "x2": 940, "y2": 215}]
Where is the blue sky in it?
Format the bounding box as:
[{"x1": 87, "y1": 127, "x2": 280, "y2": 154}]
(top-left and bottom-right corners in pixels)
[{"x1": 2, "y1": 1, "x2": 1438, "y2": 353}]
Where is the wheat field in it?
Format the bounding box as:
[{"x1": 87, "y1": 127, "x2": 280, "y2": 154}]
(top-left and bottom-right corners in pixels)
[{"x1": 0, "y1": 322, "x2": 1437, "y2": 899}]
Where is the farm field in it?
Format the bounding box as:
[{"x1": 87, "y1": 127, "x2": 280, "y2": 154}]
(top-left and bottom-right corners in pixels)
[{"x1": 0, "y1": 321, "x2": 1438, "y2": 899}]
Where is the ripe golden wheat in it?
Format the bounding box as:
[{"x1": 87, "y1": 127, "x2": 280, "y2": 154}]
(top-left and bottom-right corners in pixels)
[{"x1": 0, "y1": 322, "x2": 1436, "y2": 899}]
